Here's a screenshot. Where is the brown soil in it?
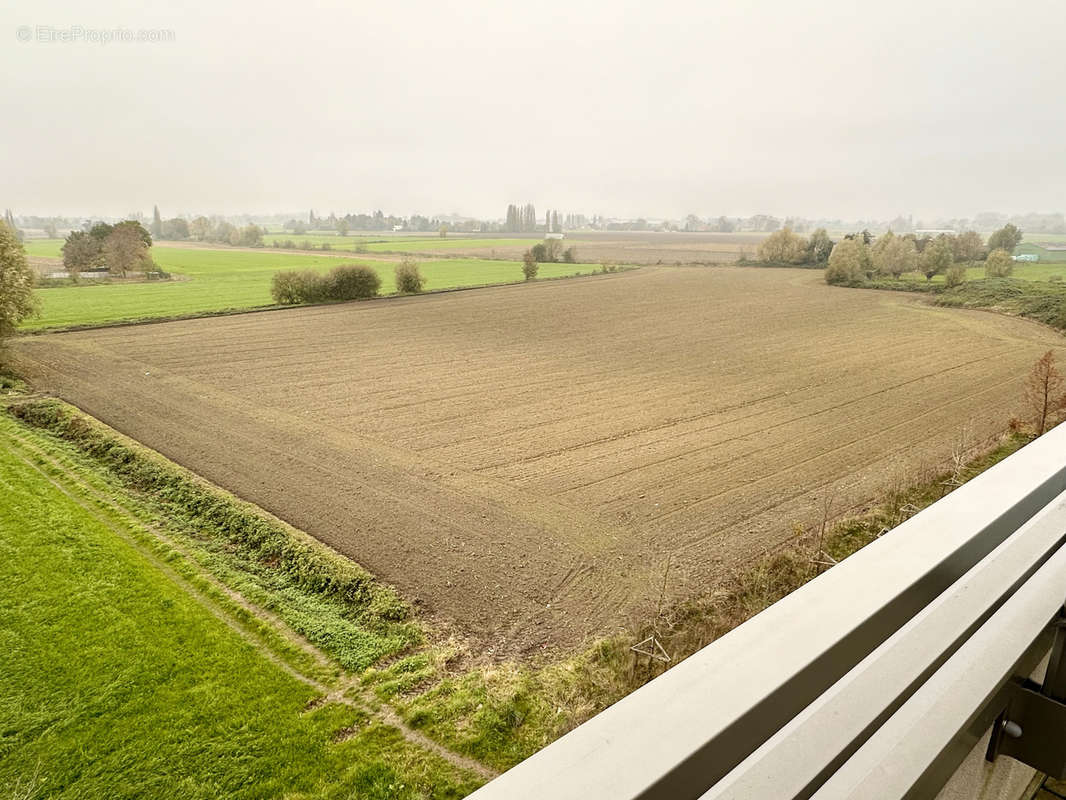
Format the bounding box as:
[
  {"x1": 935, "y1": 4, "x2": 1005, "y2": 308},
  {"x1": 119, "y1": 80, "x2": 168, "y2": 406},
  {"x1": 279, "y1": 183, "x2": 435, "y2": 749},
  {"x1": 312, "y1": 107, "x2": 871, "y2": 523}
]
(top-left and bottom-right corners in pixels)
[{"x1": 14, "y1": 267, "x2": 1064, "y2": 654}]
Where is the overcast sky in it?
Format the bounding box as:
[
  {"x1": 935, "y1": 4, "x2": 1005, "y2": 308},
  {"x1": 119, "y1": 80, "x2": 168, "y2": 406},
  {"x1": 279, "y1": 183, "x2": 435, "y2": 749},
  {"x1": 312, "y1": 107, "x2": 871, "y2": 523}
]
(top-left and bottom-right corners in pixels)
[{"x1": 4, "y1": 0, "x2": 1065, "y2": 221}]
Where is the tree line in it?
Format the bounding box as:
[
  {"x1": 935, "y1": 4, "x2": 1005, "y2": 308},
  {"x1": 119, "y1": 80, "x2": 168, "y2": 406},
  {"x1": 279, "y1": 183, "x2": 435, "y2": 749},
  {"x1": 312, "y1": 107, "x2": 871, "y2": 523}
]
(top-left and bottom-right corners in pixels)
[{"x1": 822, "y1": 224, "x2": 1023, "y2": 286}]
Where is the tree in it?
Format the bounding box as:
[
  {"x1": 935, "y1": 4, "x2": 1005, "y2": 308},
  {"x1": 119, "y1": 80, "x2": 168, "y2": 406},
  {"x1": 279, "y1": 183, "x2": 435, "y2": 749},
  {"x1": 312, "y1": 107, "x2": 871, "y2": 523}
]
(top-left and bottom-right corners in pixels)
[
  {"x1": 806, "y1": 228, "x2": 834, "y2": 264},
  {"x1": 336, "y1": 219, "x2": 349, "y2": 237},
  {"x1": 237, "y1": 224, "x2": 263, "y2": 247},
  {"x1": 984, "y1": 248, "x2": 1014, "y2": 278},
  {"x1": 987, "y1": 223, "x2": 1023, "y2": 253},
  {"x1": 111, "y1": 220, "x2": 152, "y2": 247},
  {"x1": 944, "y1": 263, "x2": 967, "y2": 288},
  {"x1": 522, "y1": 250, "x2": 538, "y2": 280},
  {"x1": 151, "y1": 205, "x2": 163, "y2": 239},
  {"x1": 825, "y1": 238, "x2": 868, "y2": 284},
  {"x1": 757, "y1": 227, "x2": 808, "y2": 264},
  {"x1": 190, "y1": 216, "x2": 211, "y2": 241},
  {"x1": 544, "y1": 238, "x2": 562, "y2": 262},
  {"x1": 3, "y1": 210, "x2": 23, "y2": 242},
  {"x1": 872, "y1": 233, "x2": 918, "y2": 278},
  {"x1": 921, "y1": 236, "x2": 954, "y2": 281},
  {"x1": 0, "y1": 222, "x2": 39, "y2": 340},
  {"x1": 162, "y1": 217, "x2": 190, "y2": 240},
  {"x1": 62, "y1": 230, "x2": 104, "y2": 271},
  {"x1": 103, "y1": 223, "x2": 154, "y2": 276},
  {"x1": 870, "y1": 231, "x2": 895, "y2": 275},
  {"x1": 395, "y1": 259, "x2": 425, "y2": 293},
  {"x1": 438, "y1": 223, "x2": 448, "y2": 238},
  {"x1": 89, "y1": 222, "x2": 115, "y2": 243},
  {"x1": 953, "y1": 230, "x2": 985, "y2": 262},
  {"x1": 1025, "y1": 350, "x2": 1065, "y2": 436}
]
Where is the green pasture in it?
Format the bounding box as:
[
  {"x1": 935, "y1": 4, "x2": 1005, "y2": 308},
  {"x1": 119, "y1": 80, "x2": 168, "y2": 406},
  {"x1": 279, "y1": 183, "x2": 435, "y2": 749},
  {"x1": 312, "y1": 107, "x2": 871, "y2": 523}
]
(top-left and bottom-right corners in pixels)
[{"x1": 23, "y1": 240, "x2": 597, "y2": 330}]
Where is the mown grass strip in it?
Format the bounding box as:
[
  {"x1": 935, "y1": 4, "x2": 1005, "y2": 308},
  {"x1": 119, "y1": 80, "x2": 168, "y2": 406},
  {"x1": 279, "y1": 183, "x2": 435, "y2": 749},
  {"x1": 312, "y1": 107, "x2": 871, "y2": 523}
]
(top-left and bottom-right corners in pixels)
[{"x1": 0, "y1": 418, "x2": 483, "y2": 800}]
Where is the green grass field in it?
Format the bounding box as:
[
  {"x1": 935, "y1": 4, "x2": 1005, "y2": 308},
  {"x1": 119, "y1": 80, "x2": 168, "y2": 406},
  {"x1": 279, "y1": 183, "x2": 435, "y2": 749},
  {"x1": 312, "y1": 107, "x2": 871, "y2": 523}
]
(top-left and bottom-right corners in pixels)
[
  {"x1": 893, "y1": 263, "x2": 1066, "y2": 284},
  {"x1": 1019, "y1": 232, "x2": 1066, "y2": 246},
  {"x1": 22, "y1": 241, "x2": 597, "y2": 330},
  {"x1": 0, "y1": 412, "x2": 481, "y2": 799}
]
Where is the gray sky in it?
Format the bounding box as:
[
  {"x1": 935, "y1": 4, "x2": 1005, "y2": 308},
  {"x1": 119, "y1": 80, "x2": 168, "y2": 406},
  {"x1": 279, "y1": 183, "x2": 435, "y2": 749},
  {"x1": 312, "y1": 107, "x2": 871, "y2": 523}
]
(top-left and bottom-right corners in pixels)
[{"x1": 4, "y1": 0, "x2": 1065, "y2": 221}]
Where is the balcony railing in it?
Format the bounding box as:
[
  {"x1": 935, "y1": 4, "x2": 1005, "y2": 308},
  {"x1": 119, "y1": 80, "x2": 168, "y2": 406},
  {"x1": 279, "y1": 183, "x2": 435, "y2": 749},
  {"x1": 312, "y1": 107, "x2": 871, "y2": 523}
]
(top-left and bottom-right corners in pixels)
[{"x1": 468, "y1": 421, "x2": 1066, "y2": 799}]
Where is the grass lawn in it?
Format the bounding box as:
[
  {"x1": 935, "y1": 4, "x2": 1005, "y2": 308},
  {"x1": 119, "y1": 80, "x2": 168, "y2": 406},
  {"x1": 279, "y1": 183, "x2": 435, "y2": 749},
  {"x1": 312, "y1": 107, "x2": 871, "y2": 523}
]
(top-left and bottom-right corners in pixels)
[
  {"x1": 22, "y1": 241, "x2": 598, "y2": 330},
  {"x1": 0, "y1": 412, "x2": 480, "y2": 799}
]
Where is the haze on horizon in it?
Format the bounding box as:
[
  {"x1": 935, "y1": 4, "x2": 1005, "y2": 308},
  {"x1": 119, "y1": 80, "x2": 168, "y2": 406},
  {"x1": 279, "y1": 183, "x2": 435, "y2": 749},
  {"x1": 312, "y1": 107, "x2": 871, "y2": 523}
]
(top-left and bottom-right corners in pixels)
[{"x1": 4, "y1": 0, "x2": 1065, "y2": 222}]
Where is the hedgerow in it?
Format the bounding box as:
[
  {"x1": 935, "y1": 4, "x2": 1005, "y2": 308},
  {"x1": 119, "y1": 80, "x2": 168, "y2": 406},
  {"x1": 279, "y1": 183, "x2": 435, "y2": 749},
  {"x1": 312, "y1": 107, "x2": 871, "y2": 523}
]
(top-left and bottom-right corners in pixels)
[{"x1": 9, "y1": 399, "x2": 411, "y2": 628}]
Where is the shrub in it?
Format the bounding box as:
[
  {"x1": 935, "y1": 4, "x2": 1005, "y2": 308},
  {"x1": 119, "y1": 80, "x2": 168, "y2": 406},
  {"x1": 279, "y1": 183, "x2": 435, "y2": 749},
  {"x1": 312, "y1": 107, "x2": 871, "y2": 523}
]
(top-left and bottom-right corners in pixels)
[
  {"x1": 944, "y1": 264, "x2": 967, "y2": 288},
  {"x1": 329, "y1": 264, "x2": 381, "y2": 300},
  {"x1": 530, "y1": 242, "x2": 548, "y2": 263},
  {"x1": 522, "y1": 250, "x2": 538, "y2": 281},
  {"x1": 395, "y1": 259, "x2": 425, "y2": 293},
  {"x1": 271, "y1": 270, "x2": 302, "y2": 304},
  {"x1": 757, "y1": 227, "x2": 808, "y2": 264},
  {"x1": 271, "y1": 269, "x2": 330, "y2": 305},
  {"x1": 562, "y1": 247, "x2": 577, "y2": 263},
  {"x1": 984, "y1": 248, "x2": 1014, "y2": 278}
]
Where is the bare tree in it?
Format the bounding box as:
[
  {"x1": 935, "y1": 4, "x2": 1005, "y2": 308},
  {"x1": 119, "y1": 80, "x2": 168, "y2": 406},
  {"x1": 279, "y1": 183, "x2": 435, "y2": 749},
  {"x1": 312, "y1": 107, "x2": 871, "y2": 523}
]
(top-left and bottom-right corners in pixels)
[{"x1": 1025, "y1": 350, "x2": 1065, "y2": 436}]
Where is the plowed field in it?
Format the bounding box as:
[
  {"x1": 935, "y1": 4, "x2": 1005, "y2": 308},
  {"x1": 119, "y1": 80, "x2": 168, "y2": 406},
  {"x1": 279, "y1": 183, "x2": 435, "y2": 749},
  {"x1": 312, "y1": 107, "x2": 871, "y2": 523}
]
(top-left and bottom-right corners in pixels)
[{"x1": 16, "y1": 267, "x2": 1064, "y2": 652}]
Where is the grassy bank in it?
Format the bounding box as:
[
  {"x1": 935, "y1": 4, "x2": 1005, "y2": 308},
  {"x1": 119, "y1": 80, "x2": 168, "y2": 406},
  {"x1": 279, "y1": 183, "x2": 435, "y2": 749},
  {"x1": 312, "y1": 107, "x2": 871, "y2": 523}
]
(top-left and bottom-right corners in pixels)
[
  {"x1": 7, "y1": 398, "x2": 419, "y2": 673},
  {"x1": 828, "y1": 272, "x2": 1066, "y2": 334},
  {"x1": 933, "y1": 277, "x2": 1066, "y2": 331},
  {"x1": 0, "y1": 411, "x2": 481, "y2": 799}
]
